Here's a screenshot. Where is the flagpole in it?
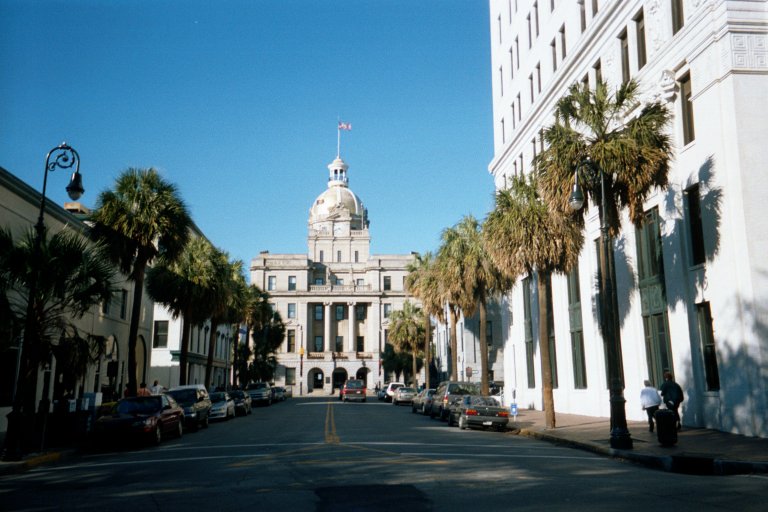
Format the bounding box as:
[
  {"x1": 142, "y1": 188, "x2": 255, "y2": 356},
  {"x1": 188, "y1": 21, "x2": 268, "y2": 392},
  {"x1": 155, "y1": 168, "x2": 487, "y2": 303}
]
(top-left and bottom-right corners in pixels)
[{"x1": 337, "y1": 124, "x2": 341, "y2": 158}]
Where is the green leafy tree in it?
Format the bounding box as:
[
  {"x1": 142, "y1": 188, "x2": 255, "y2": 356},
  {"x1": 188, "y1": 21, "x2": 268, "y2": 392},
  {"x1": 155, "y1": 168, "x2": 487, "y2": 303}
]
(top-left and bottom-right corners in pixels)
[
  {"x1": 246, "y1": 286, "x2": 285, "y2": 383},
  {"x1": 535, "y1": 79, "x2": 671, "y2": 433},
  {"x1": 1, "y1": 227, "x2": 116, "y2": 452},
  {"x1": 90, "y1": 168, "x2": 191, "y2": 395},
  {"x1": 388, "y1": 301, "x2": 425, "y2": 388},
  {"x1": 146, "y1": 236, "x2": 214, "y2": 385},
  {"x1": 484, "y1": 174, "x2": 583, "y2": 428},
  {"x1": 405, "y1": 252, "x2": 442, "y2": 390}
]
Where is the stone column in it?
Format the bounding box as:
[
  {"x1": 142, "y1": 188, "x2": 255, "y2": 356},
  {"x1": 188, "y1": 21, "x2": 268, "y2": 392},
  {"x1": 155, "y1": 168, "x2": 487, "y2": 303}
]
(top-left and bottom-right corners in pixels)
[
  {"x1": 324, "y1": 302, "x2": 332, "y2": 352},
  {"x1": 348, "y1": 302, "x2": 356, "y2": 352}
]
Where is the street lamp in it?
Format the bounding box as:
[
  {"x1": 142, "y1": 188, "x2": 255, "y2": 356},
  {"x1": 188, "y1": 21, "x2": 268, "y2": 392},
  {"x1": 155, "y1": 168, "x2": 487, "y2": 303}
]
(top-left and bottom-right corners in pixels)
[
  {"x1": 569, "y1": 157, "x2": 633, "y2": 450},
  {"x1": 2, "y1": 143, "x2": 84, "y2": 461}
]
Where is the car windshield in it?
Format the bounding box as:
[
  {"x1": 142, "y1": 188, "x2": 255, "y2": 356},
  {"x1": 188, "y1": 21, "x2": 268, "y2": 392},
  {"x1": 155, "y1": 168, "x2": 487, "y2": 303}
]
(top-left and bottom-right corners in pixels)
[
  {"x1": 210, "y1": 392, "x2": 227, "y2": 402},
  {"x1": 247, "y1": 383, "x2": 268, "y2": 390},
  {"x1": 168, "y1": 389, "x2": 197, "y2": 404},
  {"x1": 345, "y1": 381, "x2": 363, "y2": 389},
  {"x1": 116, "y1": 397, "x2": 161, "y2": 415},
  {"x1": 230, "y1": 391, "x2": 245, "y2": 399}
]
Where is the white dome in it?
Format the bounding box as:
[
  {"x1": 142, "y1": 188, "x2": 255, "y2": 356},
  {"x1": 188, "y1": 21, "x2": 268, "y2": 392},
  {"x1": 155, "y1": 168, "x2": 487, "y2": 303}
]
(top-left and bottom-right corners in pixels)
[{"x1": 308, "y1": 156, "x2": 367, "y2": 228}]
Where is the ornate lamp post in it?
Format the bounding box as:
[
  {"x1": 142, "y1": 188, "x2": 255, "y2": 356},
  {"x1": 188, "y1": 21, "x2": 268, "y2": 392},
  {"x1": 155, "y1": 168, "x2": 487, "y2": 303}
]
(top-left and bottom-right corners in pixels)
[
  {"x1": 2, "y1": 143, "x2": 84, "y2": 461},
  {"x1": 569, "y1": 157, "x2": 632, "y2": 450}
]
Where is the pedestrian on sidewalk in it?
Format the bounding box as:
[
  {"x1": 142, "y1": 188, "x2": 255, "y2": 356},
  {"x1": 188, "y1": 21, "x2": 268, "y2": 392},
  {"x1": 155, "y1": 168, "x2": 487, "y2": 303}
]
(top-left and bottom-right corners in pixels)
[
  {"x1": 150, "y1": 380, "x2": 164, "y2": 395},
  {"x1": 660, "y1": 372, "x2": 684, "y2": 430},
  {"x1": 640, "y1": 380, "x2": 662, "y2": 432},
  {"x1": 137, "y1": 382, "x2": 151, "y2": 397}
]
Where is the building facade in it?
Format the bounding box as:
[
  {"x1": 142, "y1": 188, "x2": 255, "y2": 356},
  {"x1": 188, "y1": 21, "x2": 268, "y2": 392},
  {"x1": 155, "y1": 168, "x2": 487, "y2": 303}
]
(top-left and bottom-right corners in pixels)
[
  {"x1": 488, "y1": 0, "x2": 767, "y2": 436},
  {"x1": 0, "y1": 166, "x2": 153, "y2": 431},
  {"x1": 251, "y1": 155, "x2": 419, "y2": 395}
]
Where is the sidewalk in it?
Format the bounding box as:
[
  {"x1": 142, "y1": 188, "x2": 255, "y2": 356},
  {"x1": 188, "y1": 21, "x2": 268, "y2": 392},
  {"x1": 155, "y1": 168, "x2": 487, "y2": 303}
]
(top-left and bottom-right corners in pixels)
[
  {"x1": 509, "y1": 409, "x2": 768, "y2": 475},
  {"x1": 2, "y1": 408, "x2": 767, "y2": 477}
]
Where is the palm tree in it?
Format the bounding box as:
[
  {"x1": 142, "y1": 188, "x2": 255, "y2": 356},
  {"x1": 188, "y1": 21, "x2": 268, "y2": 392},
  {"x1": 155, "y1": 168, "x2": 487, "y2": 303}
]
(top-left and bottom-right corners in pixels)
[
  {"x1": 443, "y1": 216, "x2": 513, "y2": 396},
  {"x1": 435, "y1": 225, "x2": 473, "y2": 382},
  {"x1": 203, "y1": 252, "x2": 242, "y2": 389},
  {"x1": 146, "y1": 236, "x2": 214, "y2": 385},
  {"x1": 484, "y1": 174, "x2": 583, "y2": 428},
  {"x1": 245, "y1": 285, "x2": 285, "y2": 383},
  {"x1": 388, "y1": 301, "x2": 424, "y2": 388},
  {"x1": 1, "y1": 227, "x2": 117, "y2": 453},
  {"x1": 405, "y1": 252, "x2": 441, "y2": 390},
  {"x1": 90, "y1": 168, "x2": 191, "y2": 395},
  {"x1": 536, "y1": 79, "x2": 671, "y2": 438}
]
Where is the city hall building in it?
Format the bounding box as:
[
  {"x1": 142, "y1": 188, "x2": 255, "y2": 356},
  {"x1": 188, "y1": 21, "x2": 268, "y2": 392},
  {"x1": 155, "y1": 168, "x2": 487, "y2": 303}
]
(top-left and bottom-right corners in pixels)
[
  {"x1": 251, "y1": 154, "x2": 418, "y2": 396},
  {"x1": 488, "y1": 1, "x2": 767, "y2": 437}
]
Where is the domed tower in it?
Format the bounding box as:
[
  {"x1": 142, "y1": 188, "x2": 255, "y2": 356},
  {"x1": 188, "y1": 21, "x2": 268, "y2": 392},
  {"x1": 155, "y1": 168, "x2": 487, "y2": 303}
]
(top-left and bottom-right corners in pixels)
[{"x1": 308, "y1": 156, "x2": 370, "y2": 266}]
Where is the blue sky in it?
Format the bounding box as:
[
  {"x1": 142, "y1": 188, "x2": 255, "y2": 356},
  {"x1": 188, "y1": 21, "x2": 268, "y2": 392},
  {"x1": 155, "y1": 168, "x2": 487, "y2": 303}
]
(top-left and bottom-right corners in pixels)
[{"x1": 0, "y1": 0, "x2": 495, "y2": 274}]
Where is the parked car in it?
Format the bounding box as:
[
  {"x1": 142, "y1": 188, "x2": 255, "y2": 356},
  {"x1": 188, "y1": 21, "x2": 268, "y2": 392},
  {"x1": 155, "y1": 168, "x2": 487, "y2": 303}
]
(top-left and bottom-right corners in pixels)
[
  {"x1": 272, "y1": 386, "x2": 287, "y2": 402},
  {"x1": 168, "y1": 384, "x2": 212, "y2": 430},
  {"x1": 283, "y1": 385, "x2": 293, "y2": 399},
  {"x1": 384, "y1": 382, "x2": 405, "y2": 403},
  {"x1": 246, "y1": 382, "x2": 272, "y2": 406},
  {"x1": 392, "y1": 387, "x2": 416, "y2": 406},
  {"x1": 94, "y1": 394, "x2": 184, "y2": 446},
  {"x1": 209, "y1": 392, "x2": 235, "y2": 421},
  {"x1": 340, "y1": 379, "x2": 367, "y2": 402},
  {"x1": 448, "y1": 395, "x2": 509, "y2": 431},
  {"x1": 377, "y1": 387, "x2": 388, "y2": 401},
  {"x1": 229, "y1": 390, "x2": 252, "y2": 416},
  {"x1": 429, "y1": 381, "x2": 481, "y2": 421},
  {"x1": 411, "y1": 388, "x2": 436, "y2": 415}
]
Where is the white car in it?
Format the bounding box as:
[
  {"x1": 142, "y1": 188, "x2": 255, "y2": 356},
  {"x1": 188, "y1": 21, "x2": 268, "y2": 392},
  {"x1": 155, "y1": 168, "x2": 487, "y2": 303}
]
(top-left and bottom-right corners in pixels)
[
  {"x1": 384, "y1": 382, "x2": 405, "y2": 402},
  {"x1": 209, "y1": 392, "x2": 235, "y2": 420}
]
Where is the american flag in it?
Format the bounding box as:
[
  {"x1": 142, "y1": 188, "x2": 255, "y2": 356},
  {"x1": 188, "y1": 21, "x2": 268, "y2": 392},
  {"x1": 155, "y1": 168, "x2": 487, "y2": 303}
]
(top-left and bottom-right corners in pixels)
[{"x1": 338, "y1": 122, "x2": 352, "y2": 131}]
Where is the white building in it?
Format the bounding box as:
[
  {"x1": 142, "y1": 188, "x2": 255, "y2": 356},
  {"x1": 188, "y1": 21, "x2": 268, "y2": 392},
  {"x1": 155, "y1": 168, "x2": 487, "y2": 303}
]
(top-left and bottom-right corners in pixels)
[
  {"x1": 488, "y1": 0, "x2": 767, "y2": 437},
  {"x1": 250, "y1": 155, "x2": 419, "y2": 395}
]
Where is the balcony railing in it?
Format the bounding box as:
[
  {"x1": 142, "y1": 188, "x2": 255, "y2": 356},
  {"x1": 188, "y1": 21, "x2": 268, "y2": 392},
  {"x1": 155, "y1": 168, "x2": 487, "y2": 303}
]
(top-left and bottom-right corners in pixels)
[{"x1": 309, "y1": 284, "x2": 372, "y2": 293}]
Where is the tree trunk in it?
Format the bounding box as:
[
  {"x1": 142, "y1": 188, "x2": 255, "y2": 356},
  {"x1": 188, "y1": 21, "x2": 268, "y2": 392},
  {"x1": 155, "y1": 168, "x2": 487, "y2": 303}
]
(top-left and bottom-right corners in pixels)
[
  {"x1": 537, "y1": 271, "x2": 556, "y2": 429},
  {"x1": 205, "y1": 319, "x2": 219, "y2": 389},
  {"x1": 479, "y1": 300, "x2": 490, "y2": 396},
  {"x1": 178, "y1": 314, "x2": 191, "y2": 385},
  {"x1": 412, "y1": 348, "x2": 418, "y2": 389},
  {"x1": 126, "y1": 258, "x2": 148, "y2": 397},
  {"x1": 424, "y1": 314, "x2": 431, "y2": 390},
  {"x1": 449, "y1": 306, "x2": 459, "y2": 381}
]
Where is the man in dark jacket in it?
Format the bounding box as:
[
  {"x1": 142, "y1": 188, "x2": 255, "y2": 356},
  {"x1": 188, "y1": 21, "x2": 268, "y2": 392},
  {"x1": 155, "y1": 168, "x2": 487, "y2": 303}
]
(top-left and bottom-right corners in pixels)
[{"x1": 660, "y1": 372, "x2": 684, "y2": 430}]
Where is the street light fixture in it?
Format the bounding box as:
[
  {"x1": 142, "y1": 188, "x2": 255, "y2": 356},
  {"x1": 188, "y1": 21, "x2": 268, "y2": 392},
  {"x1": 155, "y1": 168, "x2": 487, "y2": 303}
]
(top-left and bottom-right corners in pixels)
[
  {"x1": 2, "y1": 143, "x2": 84, "y2": 461},
  {"x1": 569, "y1": 157, "x2": 633, "y2": 450}
]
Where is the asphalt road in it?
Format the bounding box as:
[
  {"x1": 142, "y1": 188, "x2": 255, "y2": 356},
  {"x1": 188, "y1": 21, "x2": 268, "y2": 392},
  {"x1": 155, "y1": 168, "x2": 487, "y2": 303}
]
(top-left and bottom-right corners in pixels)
[{"x1": 2, "y1": 397, "x2": 767, "y2": 511}]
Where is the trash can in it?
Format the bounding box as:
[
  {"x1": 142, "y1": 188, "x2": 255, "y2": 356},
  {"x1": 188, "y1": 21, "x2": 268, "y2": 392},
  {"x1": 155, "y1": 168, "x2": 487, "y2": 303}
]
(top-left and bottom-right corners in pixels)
[{"x1": 655, "y1": 408, "x2": 678, "y2": 446}]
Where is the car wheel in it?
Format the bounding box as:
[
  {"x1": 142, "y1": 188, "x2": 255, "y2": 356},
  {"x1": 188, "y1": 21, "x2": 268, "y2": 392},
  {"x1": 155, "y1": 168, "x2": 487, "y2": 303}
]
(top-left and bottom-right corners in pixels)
[
  {"x1": 202, "y1": 414, "x2": 209, "y2": 429},
  {"x1": 176, "y1": 420, "x2": 184, "y2": 438},
  {"x1": 429, "y1": 408, "x2": 436, "y2": 419},
  {"x1": 459, "y1": 415, "x2": 468, "y2": 430},
  {"x1": 411, "y1": 404, "x2": 416, "y2": 413}
]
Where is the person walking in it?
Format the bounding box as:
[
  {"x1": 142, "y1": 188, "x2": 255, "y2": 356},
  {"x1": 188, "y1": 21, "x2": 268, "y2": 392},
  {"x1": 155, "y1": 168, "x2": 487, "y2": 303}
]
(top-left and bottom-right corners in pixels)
[
  {"x1": 137, "y1": 382, "x2": 151, "y2": 397},
  {"x1": 660, "y1": 372, "x2": 684, "y2": 430},
  {"x1": 150, "y1": 380, "x2": 164, "y2": 395},
  {"x1": 640, "y1": 380, "x2": 662, "y2": 432}
]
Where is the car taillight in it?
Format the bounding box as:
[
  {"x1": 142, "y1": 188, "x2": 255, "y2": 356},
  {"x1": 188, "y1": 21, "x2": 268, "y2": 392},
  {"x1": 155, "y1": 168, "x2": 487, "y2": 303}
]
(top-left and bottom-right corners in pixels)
[
  {"x1": 465, "y1": 409, "x2": 479, "y2": 416},
  {"x1": 498, "y1": 411, "x2": 509, "y2": 417}
]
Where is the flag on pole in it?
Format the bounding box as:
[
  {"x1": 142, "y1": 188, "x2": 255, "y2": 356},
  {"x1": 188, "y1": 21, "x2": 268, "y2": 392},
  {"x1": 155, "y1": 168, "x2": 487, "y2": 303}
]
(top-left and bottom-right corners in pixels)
[{"x1": 338, "y1": 121, "x2": 352, "y2": 131}]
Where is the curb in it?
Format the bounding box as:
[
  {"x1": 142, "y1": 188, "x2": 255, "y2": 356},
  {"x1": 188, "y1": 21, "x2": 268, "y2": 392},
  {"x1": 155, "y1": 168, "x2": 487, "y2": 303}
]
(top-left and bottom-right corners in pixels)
[
  {"x1": 0, "y1": 449, "x2": 74, "y2": 476},
  {"x1": 517, "y1": 428, "x2": 768, "y2": 475}
]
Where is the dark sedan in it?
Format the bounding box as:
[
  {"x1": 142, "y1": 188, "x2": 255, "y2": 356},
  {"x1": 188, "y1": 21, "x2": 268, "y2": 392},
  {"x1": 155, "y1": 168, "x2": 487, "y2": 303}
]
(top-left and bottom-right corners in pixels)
[
  {"x1": 448, "y1": 395, "x2": 509, "y2": 431},
  {"x1": 94, "y1": 394, "x2": 184, "y2": 446}
]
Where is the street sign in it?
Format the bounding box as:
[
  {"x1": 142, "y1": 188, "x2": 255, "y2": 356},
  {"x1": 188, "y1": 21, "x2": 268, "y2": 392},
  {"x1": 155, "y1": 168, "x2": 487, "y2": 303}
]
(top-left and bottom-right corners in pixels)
[
  {"x1": 510, "y1": 402, "x2": 518, "y2": 418},
  {"x1": 465, "y1": 367, "x2": 472, "y2": 378}
]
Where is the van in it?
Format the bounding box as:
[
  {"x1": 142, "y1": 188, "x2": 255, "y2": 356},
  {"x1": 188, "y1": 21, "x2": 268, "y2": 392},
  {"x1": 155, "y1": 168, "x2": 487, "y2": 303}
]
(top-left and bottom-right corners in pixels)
[
  {"x1": 168, "y1": 384, "x2": 212, "y2": 430},
  {"x1": 429, "y1": 381, "x2": 481, "y2": 421}
]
